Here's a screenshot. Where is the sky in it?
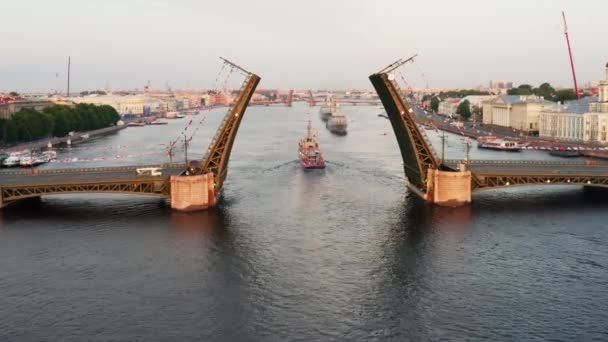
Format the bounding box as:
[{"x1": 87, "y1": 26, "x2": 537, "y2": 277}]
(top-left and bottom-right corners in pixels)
[{"x1": 1, "y1": 0, "x2": 607, "y2": 92}]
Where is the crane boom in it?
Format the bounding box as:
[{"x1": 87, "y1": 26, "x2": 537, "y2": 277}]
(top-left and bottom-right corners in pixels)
[{"x1": 562, "y1": 11, "x2": 580, "y2": 100}]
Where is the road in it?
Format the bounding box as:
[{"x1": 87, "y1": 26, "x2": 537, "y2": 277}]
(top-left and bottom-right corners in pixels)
[
  {"x1": 0, "y1": 164, "x2": 185, "y2": 186},
  {"x1": 444, "y1": 160, "x2": 608, "y2": 176}
]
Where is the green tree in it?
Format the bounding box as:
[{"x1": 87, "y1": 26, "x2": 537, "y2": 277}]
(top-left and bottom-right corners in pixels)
[
  {"x1": 456, "y1": 100, "x2": 472, "y2": 120},
  {"x1": 533, "y1": 82, "x2": 556, "y2": 100},
  {"x1": 8, "y1": 91, "x2": 19, "y2": 97},
  {"x1": 431, "y1": 97, "x2": 440, "y2": 112},
  {"x1": 555, "y1": 89, "x2": 577, "y2": 103},
  {"x1": 508, "y1": 84, "x2": 534, "y2": 96}
]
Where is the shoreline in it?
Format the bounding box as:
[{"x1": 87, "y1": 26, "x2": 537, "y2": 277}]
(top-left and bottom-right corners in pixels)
[{"x1": 2, "y1": 125, "x2": 128, "y2": 153}]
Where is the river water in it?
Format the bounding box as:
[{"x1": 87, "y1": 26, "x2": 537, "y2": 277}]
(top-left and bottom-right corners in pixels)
[{"x1": 1, "y1": 103, "x2": 607, "y2": 341}]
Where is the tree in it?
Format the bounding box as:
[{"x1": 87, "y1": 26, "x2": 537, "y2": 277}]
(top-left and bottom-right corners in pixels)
[
  {"x1": 431, "y1": 97, "x2": 440, "y2": 112},
  {"x1": 8, "y1": 91, "x2": 19, "y2": 97},
  {"x1": 533, "y1": 82, "x2": 556, "y2": 100},
  {"x1": 456, "y1": 100, "x2": 472, "y2": 120},
  {"x1": 555, "y1": 89, "x2": 577, "y2": 103},
  {"x1": 507, "y1": 84, "x2": 533, "y2": 96}
]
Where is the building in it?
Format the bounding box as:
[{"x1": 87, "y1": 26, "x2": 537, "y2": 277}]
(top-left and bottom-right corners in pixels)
[
  {"x1": 0, "y1": 98, "x2": 54, "y2": 120},
  {"x1": 539, "y1": 97, "x2": 591, "y2": 142},
  {"x1": 482, "y1": 95, "x2": 552, "y2": 134},
  {"x1": 539, "y1": 63, "x2": 608, "y2": 143},
  {"x1": 437, "y1": 98, "x2": 461, "y2": 117},
  {"x1": 69, "y1": 95, "x2": 167, "y2": 115},
  {"x1": 489, "y1": 80, "x2": 513, "y2": 94}
]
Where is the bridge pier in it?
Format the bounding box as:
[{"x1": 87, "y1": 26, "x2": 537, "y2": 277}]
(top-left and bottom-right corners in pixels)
[
  {"x1": 170, "y1": 173, "x2": 216, "y2": 212},
  {"x1": 426, "y1": 167, "x2": 472, "y2": 207}
]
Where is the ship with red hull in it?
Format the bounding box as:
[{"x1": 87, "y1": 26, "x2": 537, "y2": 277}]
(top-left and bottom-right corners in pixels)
[{"x1": 299, "y1": 119, "x2": 325, "y2": 169}]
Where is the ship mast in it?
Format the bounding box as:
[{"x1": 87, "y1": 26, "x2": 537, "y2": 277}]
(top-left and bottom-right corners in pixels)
[{"x1": 307, "y1": 117, "x2": 312, "y2": 140}]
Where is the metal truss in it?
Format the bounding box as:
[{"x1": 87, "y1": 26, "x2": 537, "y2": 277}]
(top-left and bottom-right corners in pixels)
[
  {"x1": 369, "y1": 72, "x2": 439, "y2": 193},
  {"x1": 473, "y1": 174, "x2": 608, "y2": 191},
  {"x1": 199, "y1": 73, "x2": 260, "y2": 192},
  {"x1": 1, "y1": 179, "x2": 170, "y2": 203}
]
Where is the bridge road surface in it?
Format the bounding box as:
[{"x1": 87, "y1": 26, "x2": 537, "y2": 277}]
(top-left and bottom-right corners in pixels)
[
  {"x1": 0, "y1": 164, "x2": 186, "y2": 186},
  {"x1": 444, "y1": 160, "x2": 608, "y2": 176}
]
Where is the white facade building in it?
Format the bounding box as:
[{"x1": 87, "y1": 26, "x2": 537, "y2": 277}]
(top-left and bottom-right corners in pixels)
[{"x1": 539, "y1": 63, "x2": 608, "y2": 143}]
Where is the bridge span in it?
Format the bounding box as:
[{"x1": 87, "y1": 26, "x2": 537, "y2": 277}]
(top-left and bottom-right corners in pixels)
[
  {"x1": 0, "y1": 59, "x2": 260, "y2": 211},
  {"x1": 370, "y1": 57, "x2": 608, "y2": 206}
]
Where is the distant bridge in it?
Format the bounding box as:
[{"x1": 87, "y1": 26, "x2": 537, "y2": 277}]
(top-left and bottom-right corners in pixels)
[
  {"x1": 0, "y1": 59, "x2": 260, "y2": 211},
  {"x1": 370, "y1": 57, "x2": 608, "y2": 206}
]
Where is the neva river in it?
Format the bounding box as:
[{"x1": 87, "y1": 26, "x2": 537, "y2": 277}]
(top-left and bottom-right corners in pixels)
[{"x1": 1, "y1": 103, "x2": 607, "y2": 341}]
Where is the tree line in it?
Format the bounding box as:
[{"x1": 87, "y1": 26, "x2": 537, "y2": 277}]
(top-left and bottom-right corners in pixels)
[
  {"x1": 0, "y1": 104, "x2": 120, "y2": 144},
  {"x1": 507, "y1": 83, "x2": 577, "y2": 103}
]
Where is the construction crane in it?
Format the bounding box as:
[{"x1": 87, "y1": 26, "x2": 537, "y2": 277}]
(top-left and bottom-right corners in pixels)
[{"x1": 562, "y1": 11, "x2": 580, "y2": 100}]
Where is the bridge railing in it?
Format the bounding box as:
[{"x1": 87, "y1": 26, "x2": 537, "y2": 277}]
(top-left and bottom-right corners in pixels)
[{"x1": 0, "y1": 163, "x2": 187, "y2": 176}]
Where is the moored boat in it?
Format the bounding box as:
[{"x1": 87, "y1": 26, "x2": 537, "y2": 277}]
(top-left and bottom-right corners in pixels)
[
  {"x1": 3, "y1": 150, "x2": 29, "y2": 167},
  {"x1": 0, "y1": 152, "x2": 8, "y2": 167},
  {"x1": 299, "y1": 119, "x2": 325, "y2": 169},
  {"x1": 477, "y1": 136, "x2": 521, "y2": 152},
  {"x1": 549, "y1": 148, "x2": 580, "y2": 158}
]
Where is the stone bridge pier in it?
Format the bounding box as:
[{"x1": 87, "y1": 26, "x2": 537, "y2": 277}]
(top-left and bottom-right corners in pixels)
[
  {"x1": 170, "y1": 173, "x2": 216, "y2": 212},
  {"x1": 426, "y1": 166, "x2": 472, "y2": 207}
]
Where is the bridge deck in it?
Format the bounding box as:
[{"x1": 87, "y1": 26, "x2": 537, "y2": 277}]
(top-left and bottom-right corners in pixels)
[
  {"x1": 0, "y1": 164, "x2": 186, "y2": 186},
  {"x1": 444, "y1": 160, "x2": 608, "y2": 176}
]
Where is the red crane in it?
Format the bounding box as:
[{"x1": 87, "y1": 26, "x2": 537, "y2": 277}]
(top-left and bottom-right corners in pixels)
[{"x1": 562, "y1": 11, "x2": 580, "y2": 99}]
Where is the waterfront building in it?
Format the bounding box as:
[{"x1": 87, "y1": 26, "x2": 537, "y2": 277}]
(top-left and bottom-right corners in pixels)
[
  {"x1": 539, "y1": 63, "x2": 608, "y2": 143},
  {"x1": 482, "y1": 95, "x2": 552, "y2": 134},
  {"x1": 69, "y1": 95, "x2": 167, "y2": 115},
  {"x1": 437, "y1": 98, "x2": 461, "y2": 117}
]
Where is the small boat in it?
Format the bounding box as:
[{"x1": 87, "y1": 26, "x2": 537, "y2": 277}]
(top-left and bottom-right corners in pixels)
[
  {"x1": 550, "y1": 148, "x2": 580, "y2": 158},
  {"x1": 80, "y1": 133, "x2": 90, "y2": 139},
  {"x1": 299, "y1": 119, "x2": 325, "y2": 169},
  {"x1": 477, "y1": 136, "x2": 521, "y2": 152},
  {"x1": 0, "y1": 153, "x2": 8, "y2": 167},
  {"x1": 42, "y1": 150, "x2": 58, "y2": 161},
  {"x1": 20, "y1": 149, "x2": 52, "y2": 167},
  {"x1": 377, "y1": 113, "x2": 389, "y2": 119},
  {"x1": 3, "y1": 150, "x2": 28, "y2": 167},
  {"x1": 147, "y1": 121, "x2": 168, "y2": 125}
]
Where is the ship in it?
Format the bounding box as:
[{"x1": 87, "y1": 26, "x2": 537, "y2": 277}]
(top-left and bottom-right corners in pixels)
[
  {"x1": 319, "y1": 103, "x2": 332, "y2": 121},
  {"x1": 319, "y1": 96, "x2": 334, "y2": 121},
  {"x1": 476, "y1": 136, "x2": 521, "y2": 152},
  {"x1": 326, "y1": 106, "x2": 348, "y2": 135},
  {"x1": 298, "y1": 119, "x2": 325, "y2": 169}
]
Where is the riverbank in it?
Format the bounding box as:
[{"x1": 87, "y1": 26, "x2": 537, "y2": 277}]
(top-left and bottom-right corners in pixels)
[
  {"x1": 2, "y1": 125, "x2": 128, "y2": 153},
  {"x1": 413, "y1": 108, "x2": 608, "y2": 151}
]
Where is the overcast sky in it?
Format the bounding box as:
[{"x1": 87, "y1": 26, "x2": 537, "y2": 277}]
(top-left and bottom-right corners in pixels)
[{"x1": 1, "y1": 0, "x2": 607, "y2": 92}]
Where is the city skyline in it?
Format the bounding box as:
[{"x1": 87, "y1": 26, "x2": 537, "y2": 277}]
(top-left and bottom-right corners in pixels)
[{"x1": 2, "y1": 0, "x2": 608, "y2": 92}]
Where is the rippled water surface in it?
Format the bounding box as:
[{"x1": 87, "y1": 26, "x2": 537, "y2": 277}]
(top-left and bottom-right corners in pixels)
[{"x1": 1, "y1": 104, "x2": 607, "y2": 341}]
